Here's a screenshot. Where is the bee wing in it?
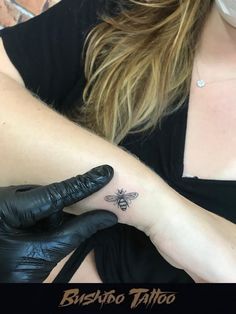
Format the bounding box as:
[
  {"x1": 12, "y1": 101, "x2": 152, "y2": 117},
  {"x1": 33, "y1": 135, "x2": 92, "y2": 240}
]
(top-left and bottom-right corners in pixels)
[
  {"x1": 125, "y1": 192, "x2": 139, "y2": 200},
  {"x1": 104, "y1": 195, "x2": 118, "y2": 202}
]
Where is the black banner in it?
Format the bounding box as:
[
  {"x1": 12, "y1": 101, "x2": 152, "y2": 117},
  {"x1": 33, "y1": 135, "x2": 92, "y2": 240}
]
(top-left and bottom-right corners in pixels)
[{"x1": 0, "y1": 283, "x2": 235, "y2": 314}]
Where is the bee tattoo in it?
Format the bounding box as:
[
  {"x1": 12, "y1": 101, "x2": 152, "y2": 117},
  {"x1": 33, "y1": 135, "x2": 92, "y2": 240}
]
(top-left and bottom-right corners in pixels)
[{"x1": 104, "y1": 189, "x2": 139, "y2": 211}]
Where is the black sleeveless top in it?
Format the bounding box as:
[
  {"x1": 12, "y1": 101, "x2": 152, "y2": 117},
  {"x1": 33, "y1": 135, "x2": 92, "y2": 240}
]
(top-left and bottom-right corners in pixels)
[{"x1": 1, "y1": 0, "x2": 235, "y2": 283}]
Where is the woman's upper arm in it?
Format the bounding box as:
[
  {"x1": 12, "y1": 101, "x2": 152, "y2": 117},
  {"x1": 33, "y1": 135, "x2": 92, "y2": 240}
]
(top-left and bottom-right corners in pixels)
[{"x1": 0, "y1": 38, "x2": 24, "y2": 86}]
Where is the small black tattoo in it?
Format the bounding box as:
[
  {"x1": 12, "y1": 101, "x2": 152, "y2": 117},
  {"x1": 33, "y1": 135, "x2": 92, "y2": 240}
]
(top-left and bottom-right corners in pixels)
[{"x1": 104, "y1": 189, "x2": 139, "y2": 211}]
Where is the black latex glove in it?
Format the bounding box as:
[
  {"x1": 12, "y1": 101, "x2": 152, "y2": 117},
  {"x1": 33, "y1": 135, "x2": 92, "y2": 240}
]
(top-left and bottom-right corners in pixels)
[
  {"x1": 0, "y1": 210, "x2": 117, "y2": 283},
  {"x1": 0, "y1": 165, "x2": 118, "y2": 283},
  {"x1": 0, "y1": 165, "x2": 113, "y2": 228}
]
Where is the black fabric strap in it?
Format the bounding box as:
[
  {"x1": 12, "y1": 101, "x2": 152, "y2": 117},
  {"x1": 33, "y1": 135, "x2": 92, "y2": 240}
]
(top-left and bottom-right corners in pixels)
[{"x1": 53, "y1": 236, "x2": 96, "y2": 283}]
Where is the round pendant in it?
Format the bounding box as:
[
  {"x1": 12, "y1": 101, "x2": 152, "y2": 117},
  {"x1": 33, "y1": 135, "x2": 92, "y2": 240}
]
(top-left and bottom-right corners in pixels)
[{"x1": 196, "y1": 80, "x2": 206, "y2": 88}]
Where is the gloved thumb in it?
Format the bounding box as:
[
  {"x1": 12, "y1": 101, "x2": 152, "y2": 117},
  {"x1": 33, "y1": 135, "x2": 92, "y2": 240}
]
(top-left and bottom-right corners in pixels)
[{"x1": 57, "y1": 210, "x2": 118, "y2": 249}]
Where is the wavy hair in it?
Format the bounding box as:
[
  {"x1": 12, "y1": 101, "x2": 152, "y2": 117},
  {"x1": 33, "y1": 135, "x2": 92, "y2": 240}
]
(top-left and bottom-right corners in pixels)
[{"x1": 71, "y1": 0, "x2": 213, "y2": 144}]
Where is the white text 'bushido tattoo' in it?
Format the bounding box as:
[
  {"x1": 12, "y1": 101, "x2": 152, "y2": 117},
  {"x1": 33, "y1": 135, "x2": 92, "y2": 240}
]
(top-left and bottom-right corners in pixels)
[{"x1": 104, "y1": 189, "x2": 139, "y2": 211}]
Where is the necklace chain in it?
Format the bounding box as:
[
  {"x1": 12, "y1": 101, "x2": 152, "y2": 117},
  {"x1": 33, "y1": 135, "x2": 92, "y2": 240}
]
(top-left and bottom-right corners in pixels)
[{"x1": 195, "y1": 60, "x2": 236, "y2": 88}]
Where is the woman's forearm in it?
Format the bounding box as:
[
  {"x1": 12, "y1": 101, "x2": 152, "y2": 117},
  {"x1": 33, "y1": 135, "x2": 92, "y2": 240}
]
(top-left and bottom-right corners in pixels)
[
  {"x1": 0, "y1": 72, "x2": 162, "y2": 229},
  {"x1": 148, "y1": 187, "x2": 236, "y2": 282},
  {"x1": 1, "y1": 73, "x2": 236, "y2": 283}
]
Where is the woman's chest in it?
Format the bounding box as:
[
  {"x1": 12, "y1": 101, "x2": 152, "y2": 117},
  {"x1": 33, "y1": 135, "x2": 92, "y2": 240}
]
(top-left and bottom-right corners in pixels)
[
  {"x1": 122, "y1": 101, "x2": 236, "y2": 222},
  {"x1": 183, "y1": 83, "x2": 236, "y2": 180}
]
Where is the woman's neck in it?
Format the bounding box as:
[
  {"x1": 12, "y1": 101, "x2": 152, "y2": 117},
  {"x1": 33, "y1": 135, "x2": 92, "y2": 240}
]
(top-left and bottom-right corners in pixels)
[{"x1": 197, "y1": 2, "x2": 236, "y2": 65}]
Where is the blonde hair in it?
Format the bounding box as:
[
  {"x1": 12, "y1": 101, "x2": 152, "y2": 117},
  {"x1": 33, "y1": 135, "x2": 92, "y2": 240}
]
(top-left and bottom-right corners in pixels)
[{"x1": 71, "y1": 0, "x2": 213, "y2": 144}]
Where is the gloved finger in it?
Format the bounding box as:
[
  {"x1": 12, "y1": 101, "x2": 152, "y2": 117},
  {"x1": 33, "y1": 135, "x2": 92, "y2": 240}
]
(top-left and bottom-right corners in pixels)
[
  {"x1": 56, "y1": 210, "x2": 118, "y2": 249},
  {"x1": 3, "y1": 165, "x2": 114, "y2": 228},
  {"x1": 28, "y1": 164, "x2": 113, "y2": 209},
  {"x1": 0, "y1": 185, "x2": 41, "y2": 228},
  {"x1": 42, "y1": 164, "x2": 114, "y2": 206}
]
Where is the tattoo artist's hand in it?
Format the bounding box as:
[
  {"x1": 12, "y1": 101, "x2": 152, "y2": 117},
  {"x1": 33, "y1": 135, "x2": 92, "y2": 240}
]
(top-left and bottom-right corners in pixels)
[{"x1": 0, "y1": 165, "x2": 118, "y2": 283}]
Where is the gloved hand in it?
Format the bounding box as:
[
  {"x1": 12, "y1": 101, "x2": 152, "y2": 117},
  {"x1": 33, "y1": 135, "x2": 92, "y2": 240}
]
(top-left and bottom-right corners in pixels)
[{"x1": 0, "y1": 165, "x2": 118, "y2": 283}]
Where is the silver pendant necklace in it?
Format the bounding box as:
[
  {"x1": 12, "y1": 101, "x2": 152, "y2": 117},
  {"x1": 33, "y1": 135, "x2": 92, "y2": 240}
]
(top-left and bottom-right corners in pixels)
[
  {"x1": 196, "y1": 79, "x2": 206, "y2": 88},
  {"x1": 195, "y1": 60, "x2": 236, "y2": 88}
]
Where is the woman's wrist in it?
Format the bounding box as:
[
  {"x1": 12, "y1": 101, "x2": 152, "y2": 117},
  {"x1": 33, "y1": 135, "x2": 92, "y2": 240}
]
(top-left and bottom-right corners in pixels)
[{"x1": 65, "y1": 167, "x2": 166, "y2": 232}]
